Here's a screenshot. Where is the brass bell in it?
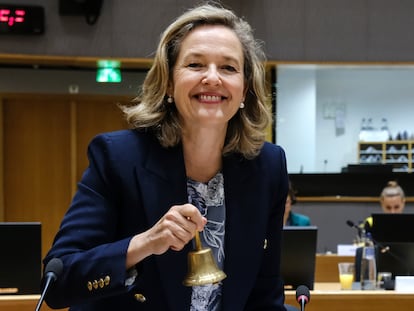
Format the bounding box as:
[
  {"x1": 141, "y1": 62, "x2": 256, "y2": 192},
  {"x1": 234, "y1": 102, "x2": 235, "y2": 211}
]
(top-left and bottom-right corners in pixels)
[{"x1": 183, "y1": 231, "x2": 227, "y2": 286}]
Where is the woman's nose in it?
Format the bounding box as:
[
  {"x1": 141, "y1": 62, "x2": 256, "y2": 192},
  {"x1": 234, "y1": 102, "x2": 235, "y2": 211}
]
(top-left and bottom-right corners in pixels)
[{"x1": 202, "y1": 66, "x2": 222, "y2": 86}]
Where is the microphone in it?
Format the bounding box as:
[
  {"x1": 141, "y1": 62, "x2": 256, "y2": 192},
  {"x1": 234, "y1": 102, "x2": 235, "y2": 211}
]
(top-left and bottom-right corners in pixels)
[
  {"x1": 346, "y1": 220, "x2": 357, "y2": 229},
  {"x1": 346, "y1": 220, "x2": 364, "y2": 242},
  {"x1": 296, "y1": 285, "x2": 310, "y2": 311},
  {"x1": 346, "y1": 220, "x2": 362, "y2": 233},
  {"x1": 35, "y1": 258, "x2": 63, "y2": 311}
]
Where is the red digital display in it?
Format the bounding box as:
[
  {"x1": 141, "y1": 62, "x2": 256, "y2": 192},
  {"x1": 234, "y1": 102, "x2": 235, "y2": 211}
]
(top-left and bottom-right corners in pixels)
[
  {"x1": 0, "y1": 4, "x2": 44, "y2": 34},
  {"x1": 0, "y1": 9, "x2": 26, "y2": 26}
]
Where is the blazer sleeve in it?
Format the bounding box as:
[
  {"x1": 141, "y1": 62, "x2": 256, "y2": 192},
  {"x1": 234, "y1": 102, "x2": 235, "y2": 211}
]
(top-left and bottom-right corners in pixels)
[{"x1": 43, "y1": 133, "x2": 140, "y2": 308}]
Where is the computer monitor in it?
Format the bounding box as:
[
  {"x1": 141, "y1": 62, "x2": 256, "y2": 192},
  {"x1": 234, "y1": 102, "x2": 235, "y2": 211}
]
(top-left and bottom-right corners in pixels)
[
  {"x1": 371, "y1": 213, "x2": 414, "y2": 243},
  {"x1": 0, "y1": 222, "x2": 41, "y2": 294},
  {"x1": 281, "y1": 226, "x2": 318, "y2": 290},
  {"x1": 370, "y1": 214, "x2": 414, "y2": 281}
]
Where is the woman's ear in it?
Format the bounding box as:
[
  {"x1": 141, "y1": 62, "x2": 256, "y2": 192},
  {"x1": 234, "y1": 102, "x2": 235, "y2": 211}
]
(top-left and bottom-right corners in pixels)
[
  {"x1": 243, "y1": 85, "x2": 248, "y2": 100},
  {"x1": 167, "y1": 81, "x2": 174, "y2": 97}
]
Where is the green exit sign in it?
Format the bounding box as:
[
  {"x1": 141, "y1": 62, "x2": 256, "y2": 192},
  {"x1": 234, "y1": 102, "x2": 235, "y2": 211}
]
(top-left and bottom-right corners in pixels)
[{"x1": 96, "y1": 60, "x2": 121, "y2": 83}]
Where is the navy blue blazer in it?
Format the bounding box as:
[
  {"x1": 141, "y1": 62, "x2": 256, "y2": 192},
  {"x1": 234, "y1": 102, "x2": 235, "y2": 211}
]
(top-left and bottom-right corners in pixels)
[{"x1": 44, "y1": 129, "x2": 289, "y2": 311}]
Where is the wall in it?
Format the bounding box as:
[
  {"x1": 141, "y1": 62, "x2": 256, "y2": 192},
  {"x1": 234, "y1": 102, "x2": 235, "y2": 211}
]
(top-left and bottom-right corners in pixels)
[
  {"x1": 1, "y1": 94, "x2": 131, "y2": 257},
  {"x1": 276, "y1": 66, "x2": 316, "y2": 173},
  {"x1": 3, "y1": 0, "x2": 414, "y2": 62}
]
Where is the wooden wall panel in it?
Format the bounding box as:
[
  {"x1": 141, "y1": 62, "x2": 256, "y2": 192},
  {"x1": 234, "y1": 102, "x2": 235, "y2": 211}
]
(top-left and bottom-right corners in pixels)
[
  {"x1": 75, "y1": 99, "x2": 129, "y2": 182},
  {"x1": 2, "y1": 95, "x2": 130, "y2": 259},
  {"x1": 3, "y1": 97, "x2": 72, "y2": 256}
]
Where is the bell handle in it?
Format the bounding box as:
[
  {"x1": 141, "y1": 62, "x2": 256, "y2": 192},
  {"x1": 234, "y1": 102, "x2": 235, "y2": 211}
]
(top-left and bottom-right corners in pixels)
[{"x1": 194, "y1": 231, "x2": 202, "y2": 250}]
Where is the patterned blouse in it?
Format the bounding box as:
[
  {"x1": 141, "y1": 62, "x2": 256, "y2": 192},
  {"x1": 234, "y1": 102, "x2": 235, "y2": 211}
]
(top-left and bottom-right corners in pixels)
[{"x1": 187, "y1": 172, "x2": 226, "y2": 311}]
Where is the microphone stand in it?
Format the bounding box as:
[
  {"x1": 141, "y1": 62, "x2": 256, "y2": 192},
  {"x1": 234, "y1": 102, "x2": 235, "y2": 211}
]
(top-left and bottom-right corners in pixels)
[{"x1": 35, "y1": 276, "x2": 53, "y2": 311}]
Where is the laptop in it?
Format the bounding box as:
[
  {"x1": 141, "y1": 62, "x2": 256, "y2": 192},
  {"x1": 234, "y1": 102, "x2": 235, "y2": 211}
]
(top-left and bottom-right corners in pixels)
[
  {"x1": 281, "y1": 226, "x2": 318, "y2": 290},
  {"x1": 0, "y1": 222, "x2": 41, "y2": 294},
  {"x1": 371, "y1": 213, "x2": 414, "y2": 243},
  {"x1": 370, "y1": 214, "x2": 414, "y2": 280}
]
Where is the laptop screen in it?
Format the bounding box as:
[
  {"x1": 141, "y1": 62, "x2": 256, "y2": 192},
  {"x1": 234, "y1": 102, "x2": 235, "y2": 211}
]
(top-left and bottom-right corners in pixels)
[
  {"x1": 0, "y1": 222, "x2": 41, "y2": 294},
  {"x1": 371, "y1": 214, "x2": 414, "y2": 279},
  {"x1": 281, "y1": 226, "x2": 318, "y2": 290},
  {"x1": 371, "y1": 213, "x2": 414, "y2": 243}
]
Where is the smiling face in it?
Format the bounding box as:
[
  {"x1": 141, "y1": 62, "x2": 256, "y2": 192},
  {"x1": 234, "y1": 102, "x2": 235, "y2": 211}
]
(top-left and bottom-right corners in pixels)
[{"x1": 170, "y1": 25, "x2": 245, "y2": 131}]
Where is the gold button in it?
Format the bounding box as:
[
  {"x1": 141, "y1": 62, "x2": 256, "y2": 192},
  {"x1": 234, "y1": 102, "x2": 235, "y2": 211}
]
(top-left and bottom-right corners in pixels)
[
  {"x1": 263, "y1": 239, "x2": 268, "y2": 249},
  {"x1": 104, "y1": 276, "x2": 110, "y2": 286},
  {"x1": 92, "y1": 280, "x2": 98, "y2": 289},
  {"x1": 87, "y1": 281, "x2": 93, "y2": 291},
  {"x1": 134, "y1": 293, "x2": 146, "y2": 303},
  {"x1": 98, "y1": 278, "x2": 104, "y2": 288}
]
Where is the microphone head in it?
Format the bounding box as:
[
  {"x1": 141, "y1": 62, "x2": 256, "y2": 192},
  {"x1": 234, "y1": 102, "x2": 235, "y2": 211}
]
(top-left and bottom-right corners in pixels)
[
  {"x1": 296, "y1": 285, "x2": 310, "y2": 304},
  {"x1": 44, "y1": 258, "x2": 63, "y2": 278},
  {"x1": 346, "y1": 220, "x2": 355, "y2": 228}
]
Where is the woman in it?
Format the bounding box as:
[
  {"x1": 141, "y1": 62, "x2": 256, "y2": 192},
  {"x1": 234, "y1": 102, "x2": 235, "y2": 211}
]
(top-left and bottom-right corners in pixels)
[
  {"x1": 283, "y1": 182, "x2": 310, "y2": 227},
  {"x1": 364, "y1": 180, "x2": 405, "y2": 231},
  {"x1": 43, "y1": 3, "x2": 288, "y2": 310},
  {"x1": 379, "y1": 180, "x2": 406, "y2": 214}
]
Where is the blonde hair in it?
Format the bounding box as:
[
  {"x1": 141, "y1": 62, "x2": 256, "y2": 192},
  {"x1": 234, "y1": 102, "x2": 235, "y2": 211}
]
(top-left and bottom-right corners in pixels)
[
  {"x1": 380, "y1": 181, "x2": 405, "y2": 199},
  {"x1": 122, "y1": 3, "x2": 271, "y2": 159}
]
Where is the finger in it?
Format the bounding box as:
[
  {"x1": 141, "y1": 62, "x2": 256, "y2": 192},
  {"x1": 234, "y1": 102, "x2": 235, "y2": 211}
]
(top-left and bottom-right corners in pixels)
[
  {"x1": 165, "y1": 207, "x2": 198, "y2": 234},
  {"x1": 179, "y1": 204, "x2": 206, "y2": 231}
]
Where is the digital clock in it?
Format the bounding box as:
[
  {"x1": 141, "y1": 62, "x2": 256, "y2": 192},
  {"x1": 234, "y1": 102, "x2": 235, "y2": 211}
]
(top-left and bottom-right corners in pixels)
[{"x1": 0, "y1": 4, "x2": 44, "y2": 34}]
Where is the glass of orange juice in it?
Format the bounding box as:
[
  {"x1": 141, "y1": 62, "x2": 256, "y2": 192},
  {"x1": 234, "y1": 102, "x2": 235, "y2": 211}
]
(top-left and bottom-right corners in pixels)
[{"x1": 338, "y1": 262, "x2": 354, "y2": 290}]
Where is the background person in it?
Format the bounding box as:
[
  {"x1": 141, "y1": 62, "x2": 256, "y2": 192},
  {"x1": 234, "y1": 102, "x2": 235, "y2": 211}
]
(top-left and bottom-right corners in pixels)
[
  {"x1": 42, "y1": 3, "x2": 289, "y2": 311},
  {"x1": 364, "y1": 180, "x2": 405, "y2": 231},
  {"x1": 283, "y1": 182, "x2": 311, "y2": 226}
]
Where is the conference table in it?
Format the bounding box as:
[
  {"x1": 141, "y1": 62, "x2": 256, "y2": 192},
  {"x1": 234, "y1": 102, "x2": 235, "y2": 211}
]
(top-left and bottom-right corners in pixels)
[
  {"x1": 285, "y1": 282, "x2": 414, "y2": 311},
  {"x1": 1, "y1": 283, "x2": 414, "y2": 311}
]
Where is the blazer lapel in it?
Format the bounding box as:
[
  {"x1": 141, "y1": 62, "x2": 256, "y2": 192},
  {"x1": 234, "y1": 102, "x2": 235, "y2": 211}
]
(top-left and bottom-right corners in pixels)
[
  {"x1": 136, "y1": 139, "x2": 192, "y2": 310},
  {"x1": 221, "y1": 155, "x2": 270, "y2": 310}
]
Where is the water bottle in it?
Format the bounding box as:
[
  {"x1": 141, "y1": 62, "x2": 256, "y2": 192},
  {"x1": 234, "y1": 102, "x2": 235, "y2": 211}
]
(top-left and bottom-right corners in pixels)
[{"x1": 360, "y1": 234, "x2": 377, "y2": 290}]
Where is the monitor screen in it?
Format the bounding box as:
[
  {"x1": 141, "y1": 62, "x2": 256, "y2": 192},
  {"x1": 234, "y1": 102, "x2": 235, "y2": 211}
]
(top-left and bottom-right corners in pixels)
[
  {"x1": 0, "y1": 222, "x2": 41, "y2": 294},
  {"x1": 371, "y1": 213, "x2": 414, "y2": 243},
  {"x1": 281, "y1": 226, "x2": 318, "y2": 290},
  {"x1": 370, "y1": 214, "x2": 414, "y2": 281}
]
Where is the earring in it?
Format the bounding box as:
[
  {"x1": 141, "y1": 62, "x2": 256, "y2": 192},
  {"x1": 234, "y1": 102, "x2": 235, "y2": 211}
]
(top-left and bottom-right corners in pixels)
[
  {"x1": 240, "y1": 102, "x2": 245, "y2": 109},
  {"x1": 167, "y1": 95, "x2": 174, "y2": 104}
]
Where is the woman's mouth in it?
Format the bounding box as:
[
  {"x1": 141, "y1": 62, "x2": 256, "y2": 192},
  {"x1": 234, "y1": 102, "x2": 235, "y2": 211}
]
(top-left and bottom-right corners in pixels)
[{"x1": 198, "y1": 94, "x2": 226, "y2": 103}]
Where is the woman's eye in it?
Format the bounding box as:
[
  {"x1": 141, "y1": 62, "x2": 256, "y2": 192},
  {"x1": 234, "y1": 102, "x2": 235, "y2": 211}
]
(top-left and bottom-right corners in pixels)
[
  {"x1": 222, "y1": 65, "x2": 237, "y2": 72},
  {"x1": 187, "y1": 63, "x2": 202, "y2": 68}
]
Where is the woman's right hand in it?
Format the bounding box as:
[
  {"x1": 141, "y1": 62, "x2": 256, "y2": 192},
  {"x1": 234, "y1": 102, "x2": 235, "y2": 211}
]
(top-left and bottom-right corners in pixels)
[{"x1": 126, "y1": 203, "x2": 207, "y2": 268}]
